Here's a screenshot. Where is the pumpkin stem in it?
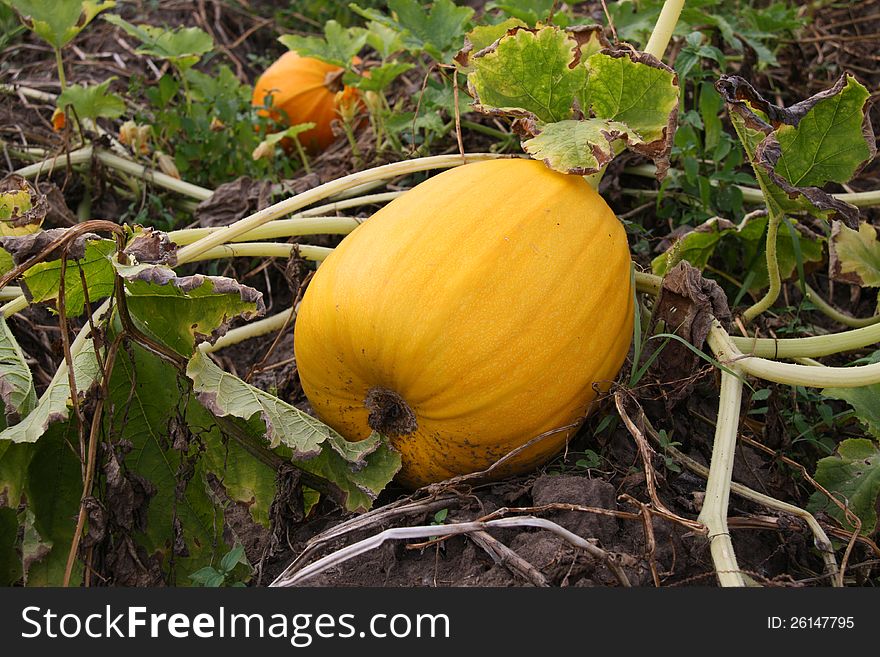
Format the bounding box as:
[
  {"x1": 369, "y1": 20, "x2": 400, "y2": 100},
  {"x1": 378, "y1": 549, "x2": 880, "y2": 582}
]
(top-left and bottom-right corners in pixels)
[{"x1": 364, "y1": 387, "x2": 418, "y2": 437}]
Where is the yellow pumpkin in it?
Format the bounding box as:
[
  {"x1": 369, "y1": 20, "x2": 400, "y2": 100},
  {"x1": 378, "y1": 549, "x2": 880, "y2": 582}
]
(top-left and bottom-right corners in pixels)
[
  {"x1": 252, "y1": 51, "x2": 360, "y2": 152},
  {"x1": 294, "y1": 158, "x2": 634, "y2": 488}
]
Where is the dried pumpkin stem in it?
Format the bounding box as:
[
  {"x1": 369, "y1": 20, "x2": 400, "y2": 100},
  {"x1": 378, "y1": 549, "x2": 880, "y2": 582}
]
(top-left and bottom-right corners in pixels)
[
  {"x1": 270, "y1": 516, "x2": 632, "y2": 587},
  {"x1": 365, "y1": 387, "x2": 418, "y2": 437}
]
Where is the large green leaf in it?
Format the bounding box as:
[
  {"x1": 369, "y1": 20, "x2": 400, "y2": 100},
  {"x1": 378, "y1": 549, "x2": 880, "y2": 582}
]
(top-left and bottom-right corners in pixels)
[
  {"x1": 829, "y1": 221, "x2": 880, "y2": 288},
  {"x1": 7, "y1": 0, "x2": 114, "y2": 48},
  {"x1": 584, "y1": 51, "x2": 679, "y2": 144},
  {"x1": 717, "y1": 74, "x2": 874, "y2": 226},
  {"x1": 465, "y1": 24, "x2": 679, "y2": 175},
  {"x1": 0, "y1": 315, "x2": 36, "y2": 427},
  {"x1": 22, "y1": 422, "x2": 83, "y2": 585},
  {"x1": 808, "y1": 438, "x2": 880, "y2": 535},
  {"x1": 468, "y1": 26, "x2": 583, "y2": 123},
  {"x1": 106, "y1": 343, "x2": 223, "y2": 582},
  {"x1": 774, "y1": 76, "x2": 872, "y2": 188},
  {"x1": 115, "y1": 261, "x2": 265, "y2": 357},
  {"x1": 187, "y1": 350, "x2": 400, "y2": 512},
  {"x1": 0, "y1": 333, "x2": 102, "y2": 444},
  {"x1": 22, "y1": 237, "x2": 116, "y2": 316}
]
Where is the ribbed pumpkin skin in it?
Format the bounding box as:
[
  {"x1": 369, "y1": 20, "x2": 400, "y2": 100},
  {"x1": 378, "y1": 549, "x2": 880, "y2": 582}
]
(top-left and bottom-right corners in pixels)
[
  {"x1": 294, "y1": 159, "x2": 634, "y2": 488},
  {"x1": 252, "y1": 52, "x2": 356, "y2": 152}
]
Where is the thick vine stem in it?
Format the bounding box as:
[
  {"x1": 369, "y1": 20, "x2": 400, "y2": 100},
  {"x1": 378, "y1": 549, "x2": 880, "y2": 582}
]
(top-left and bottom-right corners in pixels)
[
  {"x1": 175, "y1": 153, "x2": 505, "y2": 264},
  {"x1": 644, "y1": 0, "x2": 686, "y2": 59},
  {"x1": 698, "y1": 338, "x2": 747, "y2": 587},
  {"x1": 730, "y1": 319, "x2": 880, "y2": 359},
  {"x1": 0, "y1": 287, "x2": 23, "y2": 301},
  {"x1": 742, "y1": 213, "x2": 782, "y2": 323},
  {"x1": 200, "y1": 309, "x2": 294, "y2": 354},
  {"x1": 294, "y1": 191, "x2": 404, "y2": 217},
  {"x1": 185, "y1": 242, "x2": 332, "y2": 263},
  {"x1": 168, "y1": 216, "x2": 361, "y2": 245},
  {"x1": 713, "y1": 321, "x2": 880, "y2": 387},
  {"x1": 634, "y1": 271, "x2": 662, "y2": 296},
  {"x1": 14, "y1": 147, "x2": 213, "y2": 200}
]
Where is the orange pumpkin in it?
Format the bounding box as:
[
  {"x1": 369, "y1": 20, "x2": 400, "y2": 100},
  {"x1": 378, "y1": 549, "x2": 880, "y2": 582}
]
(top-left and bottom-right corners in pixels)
[
  {"x1": 252, "y1": 52, "x2": 360, "y2": 152},
  {"x1": 294, "y1": 159, "x2": 634, "y2": 488}
]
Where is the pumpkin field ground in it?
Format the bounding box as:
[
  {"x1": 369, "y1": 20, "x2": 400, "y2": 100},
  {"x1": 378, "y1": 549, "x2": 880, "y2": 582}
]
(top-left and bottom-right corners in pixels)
[{"x1": 2, "y1": 0, "x2": 880, "y2": 588}]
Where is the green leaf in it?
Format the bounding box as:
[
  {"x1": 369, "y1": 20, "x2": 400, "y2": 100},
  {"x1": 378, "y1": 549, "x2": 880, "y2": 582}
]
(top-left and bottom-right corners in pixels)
[
  {"x1": 278, "y1": 20, "x2": 367, "y2": 68},
  {"x1": 0, "y1": 332, "x2": 102, "y2": 444},
  {"x1": 808, "y1": 438, "x2": 880, "y2": 535},
  {"x1": 187, "y1": 350, "x2": 354, "y2": 458},
  {"x1": 717, "y1": 74, "x2": 874, "y2": 225},
  {"x1": 652, "y1": 213, "x2": 824, "y2": 292},
  {"x1": 57, "y1": 78, "x2": 125, "y2": 121},
  {"x1": 0, "y1": 316, "x2": 36, "y2": 427},
  {"x1": 189, "y1": 399, "x2": 275, "y2": 529},
  {"x1": 521, "y1": 118, "x2": 633, "y2": 175},
  {"x1": 829, "y1": 221, "x2": 880, "y2": 288},
  {"x1": 293, "y1": 436, "x2": 402, "y2": 514},
  {"x1": 461, "y1": 17, "x2": 526, "y2": 55},
  {"x1": 219, "y1": 544, "x2": 246, "y2": 573},
  {"x1": 584, "y1": 51, "x2": 679, "y2": 144},
  {"x1": 652, "y1": 217, "x2": 735, "y2": 276},
  {"x1": 7, "y1": 0, "x2": 115, "y2": 48},
  {"x1": 345, "y1": 61, "x2": 414, "y2": 92},
  {"x1": 351, "y1": 0, "x2": 474, "y2": 62},
  {"x1": 104, "y1": 14, "x2": 212, "y2": 70},
  {"x1": 822, "y1": 385, "x2": 880, "y2": 439},
  {"x1": 106, "y1": 343, "x2": 224, "y2": 581},
  {"x1": 186, "y1": 350, "x2": 400, "y2": 512},
  {"x1": 365, "y1": 21, "x2": 406, "y2": 59},
  {"x1": 469, "y1": 26, "x2": 583, "y2": 123},
  {"x1": 775, "y1": 76, "x2": 872, "y2": 188},
  {"x1": 114, "y1": 261, "x2": 265, "y2": 357},
  {"x1": 22, "y1": 237, "x2": 116, "y2": 316},
  {"x1": 22, "y1": 422, "x2": 83, "y2": 585},
  {"x1": 188, "y1": 566, "x2": 220, "y2": 585}
]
